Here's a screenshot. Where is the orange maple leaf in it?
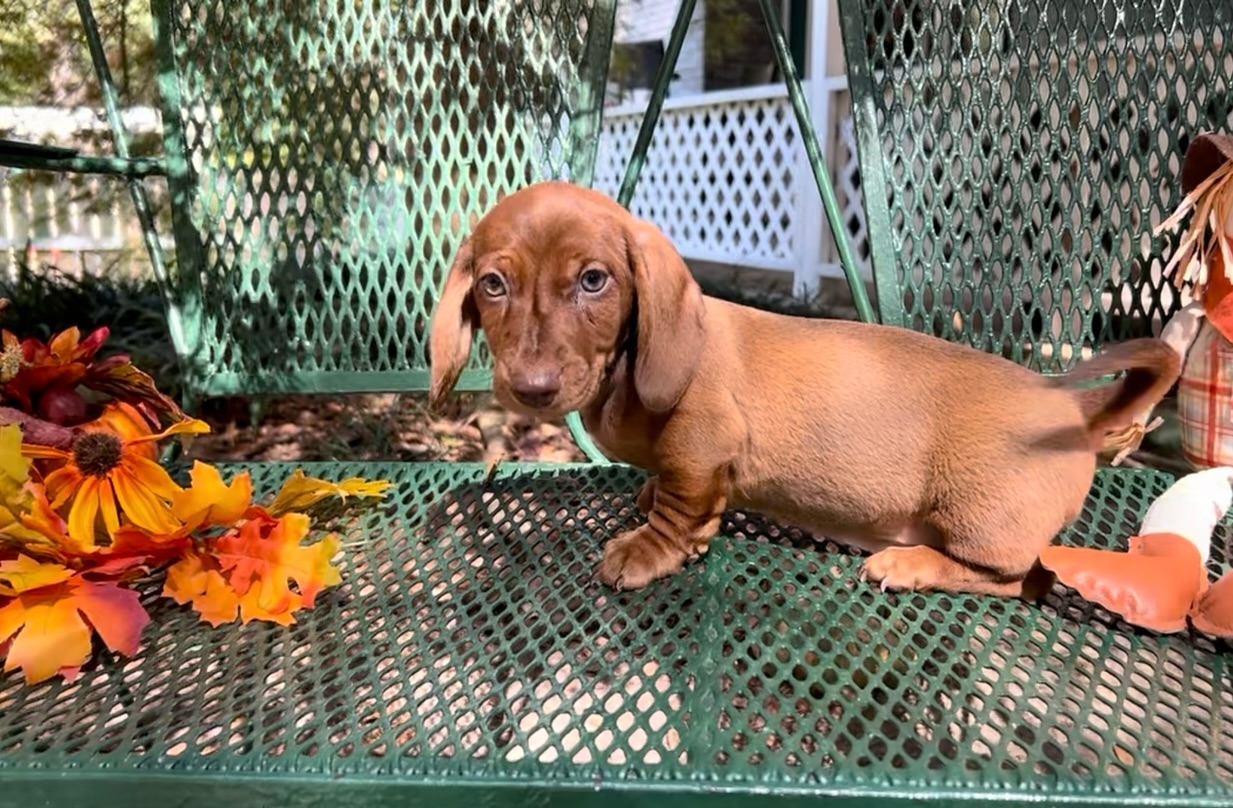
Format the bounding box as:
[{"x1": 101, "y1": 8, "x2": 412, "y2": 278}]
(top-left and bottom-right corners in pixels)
[
  {"x1": 162, "y1": 549, "x2": 243, "y2": 627},
  {"x1": 0, "y1": 573, "x2": 150, "y2": 684},
  {"x1": 170, "y1": 461, "x2": 253, "y2": 532},
  {"x1": 164, "y1": 510, "x2": 341, "y2": 626}
]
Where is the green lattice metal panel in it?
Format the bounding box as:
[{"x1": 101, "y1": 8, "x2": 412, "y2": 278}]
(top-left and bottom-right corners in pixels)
[
  {"x1": 838, "y1": 0, "x2": 1233, "y2": 368},
  {"x1": 1, "y1": 462, "x2": 1232, "y2": 806},
  {"x1": 153, "y1": 0, "x2": 617, "y2": 398}
]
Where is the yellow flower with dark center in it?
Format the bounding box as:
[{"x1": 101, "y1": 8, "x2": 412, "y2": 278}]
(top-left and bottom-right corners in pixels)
[
  {"x1": 23, "y1": 407, "x2": 210, "y2": 547},
  {"x1": 0, "y1": 331, "x2": 24, "y2": 383}
]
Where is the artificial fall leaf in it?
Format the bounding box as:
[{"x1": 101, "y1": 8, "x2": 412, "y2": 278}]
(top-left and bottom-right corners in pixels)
[
  {"x1": 0, "y1": 429, "x2": 72, "y2": 562},
  {"x1": 0, "y1": 424, "x2": 58, "y2": 552},
  {"x1": 0, "y1": 574, "x2": 149, "y2": 684},
  {"x1": 214, "y1": 511, "x2": 342, "y2": 623},
  {"x1": 0, "y1": 554, "x2": 73, "y2": 597},
  {"x1": 266, "y1": 469, "x2": 391, "y2": 517},
  {"x1": 165, "y1": 510, "x2": 342, "y2": 626},
  {"x1": 171, "y1": 461, "x2": 253, "y2": 532},
  {"x1": 162, "y1": 550, "x2": 242, "y2": 627},
  {"x1": 81, "y1": 531, "x2": 193, "y2": 579},
  {"x1": 16, "y1": 481, "x2": 93, "y2": 560}
]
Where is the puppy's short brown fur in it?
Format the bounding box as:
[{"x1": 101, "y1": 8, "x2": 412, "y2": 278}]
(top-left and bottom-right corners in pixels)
[{"x1": 429, "y1": 181, "x2": 1181, "y2": 598}]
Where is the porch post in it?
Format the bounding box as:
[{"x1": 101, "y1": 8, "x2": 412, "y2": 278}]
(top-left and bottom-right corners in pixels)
[{"x1": 793, "y1": 0, "x2": 830, "y2": 297}]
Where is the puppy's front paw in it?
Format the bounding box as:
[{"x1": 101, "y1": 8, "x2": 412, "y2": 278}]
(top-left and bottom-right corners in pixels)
[
  {"x1": 597, "y1": 527, "x2": 686, "y2": 591},
  {"x1": 860, "y1": 547, "x2": 933, "y2": 593}
]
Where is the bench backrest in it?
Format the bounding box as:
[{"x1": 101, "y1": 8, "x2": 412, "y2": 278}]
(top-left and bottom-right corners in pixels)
[
  {"x1": 837, "y1": 0, "x2": 1233, "y2": 368},
  {"x1": 152, "y1": 0, "x2": 617, "y2": 398}
]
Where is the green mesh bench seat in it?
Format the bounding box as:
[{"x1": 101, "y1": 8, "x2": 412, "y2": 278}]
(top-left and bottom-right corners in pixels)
[
  {"x1": 3, "y1": 462, "x2": 1230, "y2": 806},
  {"x1": 1, "y1": 0, "x2": 1232, "y2": 805}
]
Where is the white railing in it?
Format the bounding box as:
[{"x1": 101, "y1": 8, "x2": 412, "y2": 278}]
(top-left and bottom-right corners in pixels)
[{"x1": 593, "y1": 79, "x2": 870, "y2": 294}]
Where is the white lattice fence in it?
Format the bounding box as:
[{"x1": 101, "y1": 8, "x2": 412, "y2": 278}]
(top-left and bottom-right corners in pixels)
[{"x1": 594, "y1": 82, "x2": 869, "y2": 290}]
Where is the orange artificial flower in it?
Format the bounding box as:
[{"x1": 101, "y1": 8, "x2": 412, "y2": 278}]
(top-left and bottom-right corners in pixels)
[{"x1": 22, "y1": 403, "x2": 209, "y2": 547}]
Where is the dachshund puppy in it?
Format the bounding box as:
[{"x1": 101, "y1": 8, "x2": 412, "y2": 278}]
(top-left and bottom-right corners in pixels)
[{"x1": 429, "y1": 181, "x2": 1181, "y2": 599}]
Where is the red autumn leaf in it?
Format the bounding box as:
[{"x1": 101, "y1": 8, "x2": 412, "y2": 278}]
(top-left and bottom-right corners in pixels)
[
  {"x1": 95, "y1": 525, "x2": 191, "y2": 568},
  {"x1": 0, "y1": 574, "x2": 150, "y2": 684},
  {"x1": 3, "y1": 326, "x2": 109, "y2": 411},
  {"x1": 215, "y1": 511, "x2": 341, "y2": 611}
]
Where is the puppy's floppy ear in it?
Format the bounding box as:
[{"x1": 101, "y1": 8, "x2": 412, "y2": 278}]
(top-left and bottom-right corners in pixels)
[
  {"x1": 625, "y1": 218, "x2": 706, "y2": 412},
  {"x1": 428, "y1": 239, "x2": 478, "y2": 410}
]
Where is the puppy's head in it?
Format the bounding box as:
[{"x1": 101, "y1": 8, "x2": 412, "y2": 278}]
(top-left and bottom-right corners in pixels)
[{"x1": 428, "y1": 181, "x2": 705, "y2": 418}]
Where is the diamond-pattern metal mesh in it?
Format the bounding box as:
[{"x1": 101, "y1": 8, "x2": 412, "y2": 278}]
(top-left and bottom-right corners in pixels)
[
  {"x1": 3, "y1": 462, "x2": 1232, "y2": 803},
  {"x1": 839, "y1": 0, "x2": 1233, "y2": 369},
  {"x1": 154, "y1": 0, "x2": 617, "y2": 397},
  {"x1": 15, "y1": 0, "x2": 1229, "y2": 803}
]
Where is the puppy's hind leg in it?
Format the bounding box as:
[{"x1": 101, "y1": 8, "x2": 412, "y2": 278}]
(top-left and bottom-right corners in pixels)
[
  {"x1": 860, "y1": 545, "x2": 1054, "y2": 600},
  {"x1": 860, "y1": 507, "x2": 1059, "y2": 600}
]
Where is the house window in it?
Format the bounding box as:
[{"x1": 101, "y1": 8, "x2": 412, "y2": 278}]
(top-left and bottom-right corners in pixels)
[{"x1": 703, "y1": 0, "x2": 807, "y2": 91}]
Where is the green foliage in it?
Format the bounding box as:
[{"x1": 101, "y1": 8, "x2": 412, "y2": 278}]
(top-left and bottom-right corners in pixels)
[
  {"x1": 704, "y1": 0, "x2": 762, "y2": 65},
  {"x1": 0, "y1": 0, "x2": 156, "y2": 107},
  {"x1": 0, "y1": 259, "x2": 181, "y2": 398}
]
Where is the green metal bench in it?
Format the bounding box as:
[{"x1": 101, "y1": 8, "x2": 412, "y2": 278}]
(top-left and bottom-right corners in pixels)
[{"x1": 1, "y1": 0, "x2": 1232, "y2": 805}]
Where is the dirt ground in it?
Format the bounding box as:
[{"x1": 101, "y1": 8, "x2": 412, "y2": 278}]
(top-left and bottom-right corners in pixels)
[{"x1": 185, "y1": 392, "x2": 586, "y2": 464}]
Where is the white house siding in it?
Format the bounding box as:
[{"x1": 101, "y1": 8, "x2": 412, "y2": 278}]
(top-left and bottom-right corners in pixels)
[{"x1": 612, "y1": 0, "x2": 706, "y2": 100}]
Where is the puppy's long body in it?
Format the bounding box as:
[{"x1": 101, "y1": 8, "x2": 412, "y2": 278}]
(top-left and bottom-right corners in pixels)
[{"x1": 429, "y1": 181, "x2": 1180, "y2": 598}]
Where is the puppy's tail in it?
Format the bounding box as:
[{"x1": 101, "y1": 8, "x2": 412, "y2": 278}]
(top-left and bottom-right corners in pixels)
[{"x1": 1049, "y1": 337, "x2": 1182, "y2": 445}]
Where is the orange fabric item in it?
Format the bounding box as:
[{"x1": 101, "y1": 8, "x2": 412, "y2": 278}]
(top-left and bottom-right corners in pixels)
[
  {"x1": 1038, "y1": 533, "x2": 1206, "y2": 634},
  {"x1": 1190, "y1": 571, "x2": 1233, "y2": 639},
  {"x1": 1202, "y1": 242, "x2": 1233, "y2": 343}
]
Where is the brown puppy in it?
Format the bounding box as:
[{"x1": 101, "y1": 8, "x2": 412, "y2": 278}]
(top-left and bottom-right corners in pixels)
[{"x1": 429, "y1": 181, "x2": 1181, "y2": 598}]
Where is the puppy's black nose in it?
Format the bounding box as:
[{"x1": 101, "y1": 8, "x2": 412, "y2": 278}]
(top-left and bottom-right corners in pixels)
[{"x1": 510, "y1": 371, "x2": 561, "y2": 409}]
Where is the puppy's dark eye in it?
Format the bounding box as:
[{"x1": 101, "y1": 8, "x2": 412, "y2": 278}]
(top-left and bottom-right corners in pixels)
[
  {"x1": 579, "y1": 267, "x2": 608, "y2": 294},
  {"x1": 478, "y1": 273, "x2": 507, "y2": 298}
]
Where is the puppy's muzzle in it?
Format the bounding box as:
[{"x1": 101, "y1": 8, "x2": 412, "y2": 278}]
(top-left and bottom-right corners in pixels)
[{"x1": 509, "y1": 368, "x2": 561, "y2": 409}]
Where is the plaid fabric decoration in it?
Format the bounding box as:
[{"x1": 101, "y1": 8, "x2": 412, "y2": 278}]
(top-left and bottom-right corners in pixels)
[{"x1": 1178, "y1": 322, "x2": 1233, "y2": 469}]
